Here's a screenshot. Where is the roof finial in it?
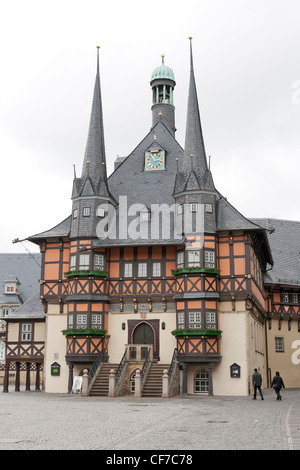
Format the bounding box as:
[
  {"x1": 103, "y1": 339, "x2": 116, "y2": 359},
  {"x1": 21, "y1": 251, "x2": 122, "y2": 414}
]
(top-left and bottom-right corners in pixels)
[
  {"x1": 161, "y1": 53, "x2": 165, "y2": 64},
  {"x1": 73, "y1": 164, "x2": 76, "y2": 179},
  {"x1": 96, "y1": 46, "x2": 100, "y2": 75},
  {"x1": 188, "y1": 37, "x2": 194, "y2": 71}
]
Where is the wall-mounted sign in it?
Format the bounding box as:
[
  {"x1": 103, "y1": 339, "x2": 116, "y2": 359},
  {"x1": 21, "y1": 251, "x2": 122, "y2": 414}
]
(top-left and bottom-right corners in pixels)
[
  {"x1": 230, "y1": 363, "x2": 240, "y2": 378},
  {"x1": 51, "y1": 362, "x2": 60, "y2": 376}
]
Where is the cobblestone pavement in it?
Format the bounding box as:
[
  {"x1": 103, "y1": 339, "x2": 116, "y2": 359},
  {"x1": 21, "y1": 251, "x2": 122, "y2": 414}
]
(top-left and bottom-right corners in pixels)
[{"x1": 0, "y1": 386, "x2": 299, "y2": 451}]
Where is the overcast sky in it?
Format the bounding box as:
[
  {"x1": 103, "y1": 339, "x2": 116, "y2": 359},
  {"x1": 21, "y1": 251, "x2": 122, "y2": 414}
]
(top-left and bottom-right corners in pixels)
[{"x1": 1, "y1": 0, "x2": 300, "y2": 254}]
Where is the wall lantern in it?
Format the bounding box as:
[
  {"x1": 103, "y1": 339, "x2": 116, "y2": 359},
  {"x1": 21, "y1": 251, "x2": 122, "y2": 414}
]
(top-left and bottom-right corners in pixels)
[
  {"x1": 162, "y1": 322, "x2": 166, "y2": 330},
  {"x1": 122, "y1": 322, "x2": 126, "y2": 330}
]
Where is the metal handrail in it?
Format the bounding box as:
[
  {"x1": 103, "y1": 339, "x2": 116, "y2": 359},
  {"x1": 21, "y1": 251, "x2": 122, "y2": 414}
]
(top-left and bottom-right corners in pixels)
[
  {"x1": 140, "y1": 347, "x2": 151, "y2": 385},
  {"x1": 168, "y1": 348, "x2": 178, "y2": 380}
]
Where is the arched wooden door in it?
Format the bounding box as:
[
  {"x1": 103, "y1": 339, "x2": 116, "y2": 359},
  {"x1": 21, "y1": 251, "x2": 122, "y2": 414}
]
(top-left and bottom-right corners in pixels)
[
  {"x1": 129, "y1": 319, "x2": 159, "y2": 360},
  {"x1": 133, "y1": 322, "x2": 154, "y2": 345},
  {"x1": 132, "y1": 322, "x2": 156, "y2": 359}
]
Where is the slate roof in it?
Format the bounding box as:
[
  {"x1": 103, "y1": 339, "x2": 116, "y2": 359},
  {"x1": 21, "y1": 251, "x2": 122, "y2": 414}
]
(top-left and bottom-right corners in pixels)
[
  {"x1": 5, "y1": 292, "x2": 44, "y2": 320},
  {"x1": 251, "y1": 218, "x2": 300, "y2": 287},
  {"x1": 0, "y1": 253, "x2": 41, "y2": 304}
]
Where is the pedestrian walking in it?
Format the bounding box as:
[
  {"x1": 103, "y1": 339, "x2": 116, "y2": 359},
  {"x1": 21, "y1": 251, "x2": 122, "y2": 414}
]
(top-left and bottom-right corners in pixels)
[
  {"x1": 271, "y1": 371, "x2": 285, "y2": 400},
  {"x1": 252, "y1": 368, "x2": 264, "y2": 400}
]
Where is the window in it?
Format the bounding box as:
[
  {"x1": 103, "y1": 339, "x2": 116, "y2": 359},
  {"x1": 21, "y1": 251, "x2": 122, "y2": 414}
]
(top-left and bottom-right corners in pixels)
[
  {"x1": 187, "y1": 250, "x2": 200, "y2": 267},
  {"x1": 177, "y1": 251, "x2": 184, "y2": 269},
  {"x1": 189, "y1": 311, "x2": 201, "y2": 328},
  {"x1": 275, "y1": 337, "x2": 284, "y2": 352},
  {"x1": 177, "y1": 312, "x2": 185, "y2": 329},
  {"x1": 152, "y1": 262, "x2": 161, "y2": 277},
  {"x1": 83, "y1": 207, "x2": 91, "y2": 217},
  {"x1": 194, "y1": 368, "x2": 209, "y2": 393},
  {"x1": 79, "y1": 254, "x2": 90, "y2": 270},
  {"x1": 204, "y1": 250, "x2": 215, "y2": 268},
  {"x1": 206, "y1": 311, "x2": 216, "y2": 329},
  {"x1": 130, "y1": 370, "x2": 138, "y2": 393},
  {"x1": 21, "y1": 324, "x2": 32, "y2": 341},
  {"x1": 292, "y1": 293, "x2": 298, "y2": 304},
  {"x1": 190, "y1": 203, "x2": 198, "y2": 213},
  {"x1": 94, "y1": 254, "x2": 105, "y2": 271},
  {"x1": 124, "y1": 263, "x2": 133, "y2": 278},
  {"x1": 282, "y1": 293, "x2": 289, "y2": 303},
  {"x1": 138, "y1": 263, "x2": 147, "y2": 277},
  {"x1": 177, "y1": 204, "x2": 183, "y2": 215},
  {"x1": 68, "y1": 315, "x2": 74, "y2": 328},
  {"x1": 70, "y1": 255, "x2": 76, "y2": 271},
  {"x1": 97, "y1": 207, "x2": 105, "y2": 217},
  {"x1": 2, "y1": 309, "x2": 9, "y2": 317},
  {"x1": 205, "y1": 203, "x2": 213, "y2": 213},
  {"x1": 92, "y1": 314, "x2": 102, "y2": 329},
  {"x1": 77, "y1": 314, "x2": 87, "y2": 329},
  {"x1": 73, "y1": 208, "x2": 78, "y2": 219}
]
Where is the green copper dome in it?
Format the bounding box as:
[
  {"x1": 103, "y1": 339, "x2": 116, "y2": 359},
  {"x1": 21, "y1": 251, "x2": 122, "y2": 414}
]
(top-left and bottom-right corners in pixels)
[{"x1": 151, "y1": 56, "x2": 175, "y2": 82}]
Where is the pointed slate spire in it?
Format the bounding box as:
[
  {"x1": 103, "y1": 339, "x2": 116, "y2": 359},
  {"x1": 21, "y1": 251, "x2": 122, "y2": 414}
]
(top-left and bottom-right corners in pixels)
[
  {"x1": 182, "y1": 38, "x2": 208, "y2": 177},
  {"x1": 81, "y1": 46, "x2": 107, "y2": 180}
]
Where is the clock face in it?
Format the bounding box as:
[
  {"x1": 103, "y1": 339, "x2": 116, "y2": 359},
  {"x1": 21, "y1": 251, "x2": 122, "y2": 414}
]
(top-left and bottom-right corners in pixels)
[{"x1": 145, "y1": 150, "x2": 165, "y2": 171}]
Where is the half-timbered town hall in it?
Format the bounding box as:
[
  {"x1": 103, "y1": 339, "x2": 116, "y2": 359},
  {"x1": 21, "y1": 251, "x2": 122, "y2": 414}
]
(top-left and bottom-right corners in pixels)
[{"x1": 3, "y1": 39, "x2": 300, "y2": 396}]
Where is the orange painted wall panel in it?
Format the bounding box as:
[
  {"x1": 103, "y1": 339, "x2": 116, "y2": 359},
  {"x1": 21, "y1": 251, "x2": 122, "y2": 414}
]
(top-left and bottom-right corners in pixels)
[
  {"x1": 45, "y1": 249, "x2": 60, "y2": 263},
  {"x1": 219, "y1": 243, "x2": 230, "y2": 257},
  {"x1": 44, "y1": 264, "x2": 59, "y2": 280},
  {"x1": 152, "y1": 246, "x2": 162, "y2": 259},
  {"x1": 123, "y1": 247, "x2": 134, "y2": 260},
  {"x1": 219, "y1": 258, "x2": 230, "y2": 276}
]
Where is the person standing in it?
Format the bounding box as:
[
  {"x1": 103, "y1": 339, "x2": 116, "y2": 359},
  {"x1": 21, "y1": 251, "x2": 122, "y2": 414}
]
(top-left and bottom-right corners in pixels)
[
  {"x1": 252, "y1": 368, "x2": 264, "y2": 400},
  {"x1": 271, "y1": 371, "x2": 285, "y2": 400}
]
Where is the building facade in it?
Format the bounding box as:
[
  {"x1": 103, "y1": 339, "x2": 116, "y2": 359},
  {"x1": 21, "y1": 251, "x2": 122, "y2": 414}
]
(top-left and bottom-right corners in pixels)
[{"x1": 5, "y1": 40, "x2": 299, "y2": 396}]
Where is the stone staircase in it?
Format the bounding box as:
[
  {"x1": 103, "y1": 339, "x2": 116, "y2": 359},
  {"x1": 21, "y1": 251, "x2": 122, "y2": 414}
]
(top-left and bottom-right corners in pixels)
[
  {"x1": 89, "y1": 363, "x2": 118, "y2": 397},
  {"x1": 142, "y1": 362, "x2": 169, "y2": 397}
]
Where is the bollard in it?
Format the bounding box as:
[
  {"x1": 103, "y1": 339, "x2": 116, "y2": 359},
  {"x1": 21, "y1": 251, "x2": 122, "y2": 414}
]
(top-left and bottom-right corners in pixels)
[
  {"x1": 162, "y1": 369, "x2": 169, "y2": 398},
  {"x1": 108, "y1": 369, "x2": 116, "y2": 397},
  {"x1": 134, "y1": 369, "x2": 141, "y2": 398}
]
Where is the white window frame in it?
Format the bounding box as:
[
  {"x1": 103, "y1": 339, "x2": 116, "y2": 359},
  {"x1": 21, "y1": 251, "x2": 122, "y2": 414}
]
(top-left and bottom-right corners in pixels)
[
  {"x1": 92, "y1": 314, "x2": 102, "y2": 328},
  {"x1": 94, "y1": 254, "x2": 105, "y2": 271},
  {"x1": 77, "y1": 314, "x2": 87, "y2": 329},
  {"x1": 79, "y1": 254, "x2": 90, "y2": 270},
  {"x1": 205, "y1": 311, "x2": 216, "y2": 329},
  {"x1": 177, "y1": 312, "x2": 185, "y2": 329},
  {"x1": 292, "y1": 293, "x2": 298, "y2": 304},
  {"x1": 73, "y1": 208, "x2": 78, "y2": 219},
  {"x1": 275, "y1": 337, "x2": 284, "y2": 352},
  {"x1": 189, "y1": 311, "x2": 202, "y2": 328},
  {"x1": 177, "y1": 251, "x2": 184, "y2": 269},
  {"x1": 138, "y1": 262, "x2": 147, "y2": 277},
  {"x1": 70, "y1": 255, "x2": 76, "y2": 271},
  {"x1": 124, "y1": 263, "x2": 133, "y2": 278},
  {"x1": 152, "y1": 262, "x2": 161, "y2": 277},
  {"x1": 194, "y1": 368, "x2": 209, "y2": 393},
  {"x1": 282, "y1": 293, "x2": 289, "y2": 303},
  {"x1": 83, "y1": 207, "x2": 91, "y2": 217},
  {"x1": 187, "y1": 250, "x2": 200, "y2": 268},
  {"x1": 21, "y1": 323, "x2": 32, "y2": 342},
  {"x1": 204, "y1": 250, "x2": 215, "y2": 268}
]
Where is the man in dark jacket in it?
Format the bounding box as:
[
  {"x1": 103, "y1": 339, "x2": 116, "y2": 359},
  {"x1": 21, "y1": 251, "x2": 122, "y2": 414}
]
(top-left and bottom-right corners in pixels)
[
  {"x1": 252, "y1": 368, "x2": 264, "y2": 400},
  {"x1": 271, "y1": 371, "x2": 285, "y2": 400}
]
